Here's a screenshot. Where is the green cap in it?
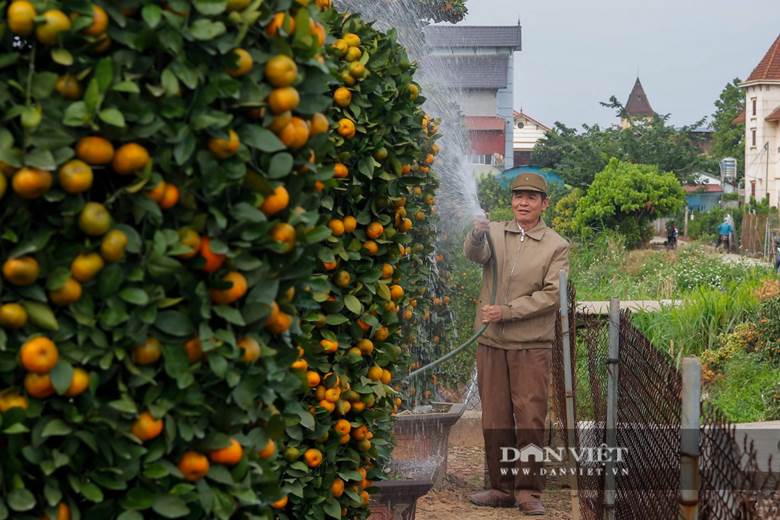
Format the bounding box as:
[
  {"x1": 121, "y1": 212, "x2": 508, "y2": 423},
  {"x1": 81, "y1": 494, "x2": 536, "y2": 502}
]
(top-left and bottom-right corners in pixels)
[{"x1": 510, "y1": 173, "x2": 547, "y2": 194}]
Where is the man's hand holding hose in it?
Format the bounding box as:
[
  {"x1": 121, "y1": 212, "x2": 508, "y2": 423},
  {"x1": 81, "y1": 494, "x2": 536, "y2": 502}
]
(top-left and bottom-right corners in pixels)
[{"x1": 473, "y1": 211, "x2": 490, "y2": 238}]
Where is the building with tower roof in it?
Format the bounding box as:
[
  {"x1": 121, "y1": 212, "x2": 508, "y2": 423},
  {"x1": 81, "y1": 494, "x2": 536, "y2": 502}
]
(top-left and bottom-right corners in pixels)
[
  {"x1": 737, "y1": 33, "x2": 780, "y2": 206},
  {"x1": 620, "y1": 78, "x2": 655, "y2": 129}
]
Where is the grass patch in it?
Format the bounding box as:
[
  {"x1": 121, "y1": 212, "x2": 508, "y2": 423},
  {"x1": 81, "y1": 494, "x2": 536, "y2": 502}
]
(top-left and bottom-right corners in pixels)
[
  {"x1": 707, "y1": 351, "x2": 780, "y2": 422},
  {"x1": 631, "y1": 280, "x2": 764, "y2": 357}
]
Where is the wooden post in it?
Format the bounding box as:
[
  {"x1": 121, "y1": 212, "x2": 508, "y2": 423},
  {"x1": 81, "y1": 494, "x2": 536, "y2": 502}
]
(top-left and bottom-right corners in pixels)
[
  {"x1": 679, "y1": 358, "x2": 701, "y2": 520},
  {"x1": 683, "y1": 206, "x2": 689, "y2": 238},
  {"x1": 559, "y1": 270, "x2": 580, "y2": 519},
  {"x1": 604, "y1": 298, "x2": 620, "y2": 520}
]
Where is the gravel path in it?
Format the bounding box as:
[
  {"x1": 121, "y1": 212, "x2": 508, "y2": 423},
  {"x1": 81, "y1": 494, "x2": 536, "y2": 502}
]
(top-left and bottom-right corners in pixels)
[{"x1": 416, "y1": 446, "x2": 573, "y2": 519}]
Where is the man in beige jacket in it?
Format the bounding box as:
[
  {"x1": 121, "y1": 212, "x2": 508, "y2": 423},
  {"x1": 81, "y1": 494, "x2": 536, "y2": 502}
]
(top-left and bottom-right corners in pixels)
[{"x1": 464, "y1": 173, "x2": 569, "y2": 515}]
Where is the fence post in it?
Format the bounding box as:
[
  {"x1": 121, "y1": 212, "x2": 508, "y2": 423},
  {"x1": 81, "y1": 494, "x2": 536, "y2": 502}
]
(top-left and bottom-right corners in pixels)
[
  {"x1": 679, "y1": 357, "x2": 701, "y2": 520},
  {"x1": 604, "y1": 298, "x2": 620, "y2": 520},
  {"x1": 559, "y1": 270, "x2": 580, "y2": 519}
]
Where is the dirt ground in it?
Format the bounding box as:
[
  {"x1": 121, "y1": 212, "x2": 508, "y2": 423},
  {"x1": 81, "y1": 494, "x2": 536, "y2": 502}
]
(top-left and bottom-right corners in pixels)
[{"x1": 416, "y1": 446, "x2": 573, "y2": 519}]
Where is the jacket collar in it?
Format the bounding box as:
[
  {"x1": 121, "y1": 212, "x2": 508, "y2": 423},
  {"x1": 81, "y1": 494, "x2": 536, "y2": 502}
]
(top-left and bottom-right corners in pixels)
[{"x1": 503, "y1": 219, "x2": 548, "y2": 241}]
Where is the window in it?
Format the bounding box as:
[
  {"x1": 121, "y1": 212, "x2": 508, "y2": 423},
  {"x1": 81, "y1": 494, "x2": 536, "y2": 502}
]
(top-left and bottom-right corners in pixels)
[
  {"x1": 516, "y1": 121, "x2": 525, "y2": 129},
  {"x1": 752, "y1": 98, "x2": 757, "y2": 116},
  {"x1": 470, "y1": 154, "x2": 494, "y2": 165},
  {"x1": 751, "y1": 129, "x2": 757, "y2": 147}
]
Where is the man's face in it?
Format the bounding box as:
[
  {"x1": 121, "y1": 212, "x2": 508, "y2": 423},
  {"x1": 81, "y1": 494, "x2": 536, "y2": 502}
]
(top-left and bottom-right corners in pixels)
[{"x1": 511, "y1": 190, "x2": 548, "y2": 227}]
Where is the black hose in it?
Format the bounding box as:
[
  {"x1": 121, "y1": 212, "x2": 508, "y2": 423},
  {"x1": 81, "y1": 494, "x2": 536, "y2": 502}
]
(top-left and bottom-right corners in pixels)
[{"x1": 402, "y1": 231, "x2": 498, "y2": 381}]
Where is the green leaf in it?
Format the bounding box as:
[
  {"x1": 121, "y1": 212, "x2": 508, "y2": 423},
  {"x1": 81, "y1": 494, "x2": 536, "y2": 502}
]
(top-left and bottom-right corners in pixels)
[
  {"x1": 31, "y1": 72, "x2": 58, "y2": 98},
  {"x1": 25, "y1": 148, "x2": 56, "y2": 170},
  {"x1": 377, "y1": 283, "x2": 391, "y2": 301},
  {"x1": 122, "y1": 487, "x2": 155, "y2": 510},
  {"x1": 0, "y1": 53, "x2": 19, "y2": 69},
  {"x1": 63, "y1": 101, "x2": 89, "y2": 126},
  {"x1": 323, "y1": 498, "x2": 342, "y2": 519},
  {"x1": 304, "y1": 226, "x2": 332, "y2": 244},
  {"x1": 155, "y1": 310, "x2": 193, "y2": 337},
  {"x1": 98, "y1": 264, "x2": 125, "y2": 298},
  {"x1": 246, "y1": 279, "x2": 278, "y2": 305},
  {"x1": 206, "y1": 465, "x2": 234, "y2": 485},
  {"x1": 3, "y1": 423, "x2": 29, "y2": 434},
  {"x1": 50, "y1": 361, "x2": 74, "y2": 395},
  {"x1": 7, "y1": 489, "x2": 35, "y2": 512},
  {"x1": 284, "y1": 401, "x2": 315, "y2": 430},
  {"x1": 41, "y1": 418, "x2": 73, "y2": 438},
  {"x1": 21, "y1": 301, "x2": 59, "y2": 330},
  {"x1": 213, "y1": 306, "x2": 245, "y2": 326},
  {"x1": 325, "y1": 314, "x2": 349, "y2": 325},
  {"x1": 152, "y1": 495, "x2": 190, "y2": 518},
  {"x1": 50, "y1": 48, "x2": 73, "y2": 66},
  {"x1": 113, "y1": 81, "x2": 140, "y2": 94},
  {"x1": 108, "y1": 396, "x2": 138, "y2": 414},
  {"x1": 120, "y1": 288, "x2": 150, "y2": 306},
  {"x1": 268, "y1": 153, "x2": 293, "y2": 179},
  {"x1": 239, "y1": 127, "x2": 285, "y2": 152},
  {"x1": 78, "y1": 480, "x2": 104, "y2": 502},
  {"x1": 161, "y1": 342, "x2": 193, "y2": 389},
  {"x1": 117, "y1": 512, "x2": 144, "y2": 520},
  {"x1": 44, "y1": 482, "x2": 62, "y2": 506},
  {"x1": 189, "y1": 19, "x2": 226, "y2": 40},
  {"x1": 95, "y1": 58, "x2": 114, "y2": 92},
  {"x1": 161, "y1": 68, "x2": 179, "y2": 96},
  {"x1": 99, "y1": 108, "x2": 126, "y2": 127},
  {"x1": 344, "y1": 295, "x2": 363, "y2": 315},
  {"x1": 193, "y1": 0, "x2": 227, "y2": 15},
  {"x1": 142, "y1": 4, "x2": 162, "y2": 28},
  {"x1": 230, "y1": 203, "x2": 266, "y2": 224}
]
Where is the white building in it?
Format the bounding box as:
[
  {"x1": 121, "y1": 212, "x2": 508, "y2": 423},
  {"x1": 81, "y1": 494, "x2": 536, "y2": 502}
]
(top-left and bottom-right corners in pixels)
[
  {"x1": 512, "y1": 111, "x2": 550, "y2": 166},
  {"x1": 738, "y1": 34, "x2": 780, "y2": 206}
]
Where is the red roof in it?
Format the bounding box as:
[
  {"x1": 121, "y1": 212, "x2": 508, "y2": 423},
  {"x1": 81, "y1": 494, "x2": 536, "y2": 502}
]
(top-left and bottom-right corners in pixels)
[
  {"x1": 624, "y1": 78, "x2": 654, "y2": 117},
  {"x1": 683, "y1": 184, "x2": 723, "y2": 194},
  {"x1": 464, "y1": 116, "x2": 506, "y2": 131},
  {"x1": 732, "y1": 110, "x2": 746, "y2": 125},
  {"x1": 747, "y1": 34, "x2": 780, "y2": 82},
  {"x1": 766, "y1": 106, "x2": 780, "y2": 122}
]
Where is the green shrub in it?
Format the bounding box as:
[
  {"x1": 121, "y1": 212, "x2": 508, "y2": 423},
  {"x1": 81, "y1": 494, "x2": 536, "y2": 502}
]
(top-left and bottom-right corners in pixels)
[
  {"x1": 755, "y1": 296, "x2": 780, "y2": 364},
  {"x1": 572, "y1": 159, "x2": 686, "y2": 248}
]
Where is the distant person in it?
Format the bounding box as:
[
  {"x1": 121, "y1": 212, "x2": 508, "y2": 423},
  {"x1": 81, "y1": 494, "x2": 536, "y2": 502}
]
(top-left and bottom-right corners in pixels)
[
  {"x1": 666, "y1": 222, "x2": 678, "y2": 249},
  {"x1": 717, "y1": 219, "x2": 733, "y2": 251},
  {"x1": 464, "y1": 173, "x2": 569, "y2": 516},
  {"x1": 775, "y1": 237, "x2": 780, "y2": 273}
]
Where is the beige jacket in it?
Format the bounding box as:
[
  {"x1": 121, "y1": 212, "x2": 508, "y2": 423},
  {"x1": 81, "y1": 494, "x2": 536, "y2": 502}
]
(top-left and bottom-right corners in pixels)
[{"x1": 463, "y1": 219, "x2": 570, "y2": 350}]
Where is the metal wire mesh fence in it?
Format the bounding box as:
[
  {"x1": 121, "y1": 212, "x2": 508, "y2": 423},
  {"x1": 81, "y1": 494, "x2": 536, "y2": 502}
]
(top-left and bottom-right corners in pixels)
[
  {"x1": 614, "y1": 313, "x2": 682, "y2": 520},
  {"x1": 699, "y1": 403, "x2": 780, "y2": 519},
  {"x1": 560, "y1": 306, "x2": 780, "y2": 520}
]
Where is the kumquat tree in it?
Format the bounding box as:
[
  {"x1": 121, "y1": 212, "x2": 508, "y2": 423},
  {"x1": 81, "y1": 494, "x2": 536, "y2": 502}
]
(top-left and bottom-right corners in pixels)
[{"x1": 0, "y1": 0, "x2": 440, "y2": 518}]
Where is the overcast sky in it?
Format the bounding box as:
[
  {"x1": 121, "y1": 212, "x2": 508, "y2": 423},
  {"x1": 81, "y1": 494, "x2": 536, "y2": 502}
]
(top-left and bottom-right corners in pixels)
[{"x1": 461, "y1": 0, "x2": 780, "y2": 129}]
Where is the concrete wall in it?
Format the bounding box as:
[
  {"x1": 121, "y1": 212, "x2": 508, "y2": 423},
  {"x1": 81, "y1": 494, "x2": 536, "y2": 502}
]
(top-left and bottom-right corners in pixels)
[{"x1": 743, "y1": 82, "x2": 780, "y2": 206}]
